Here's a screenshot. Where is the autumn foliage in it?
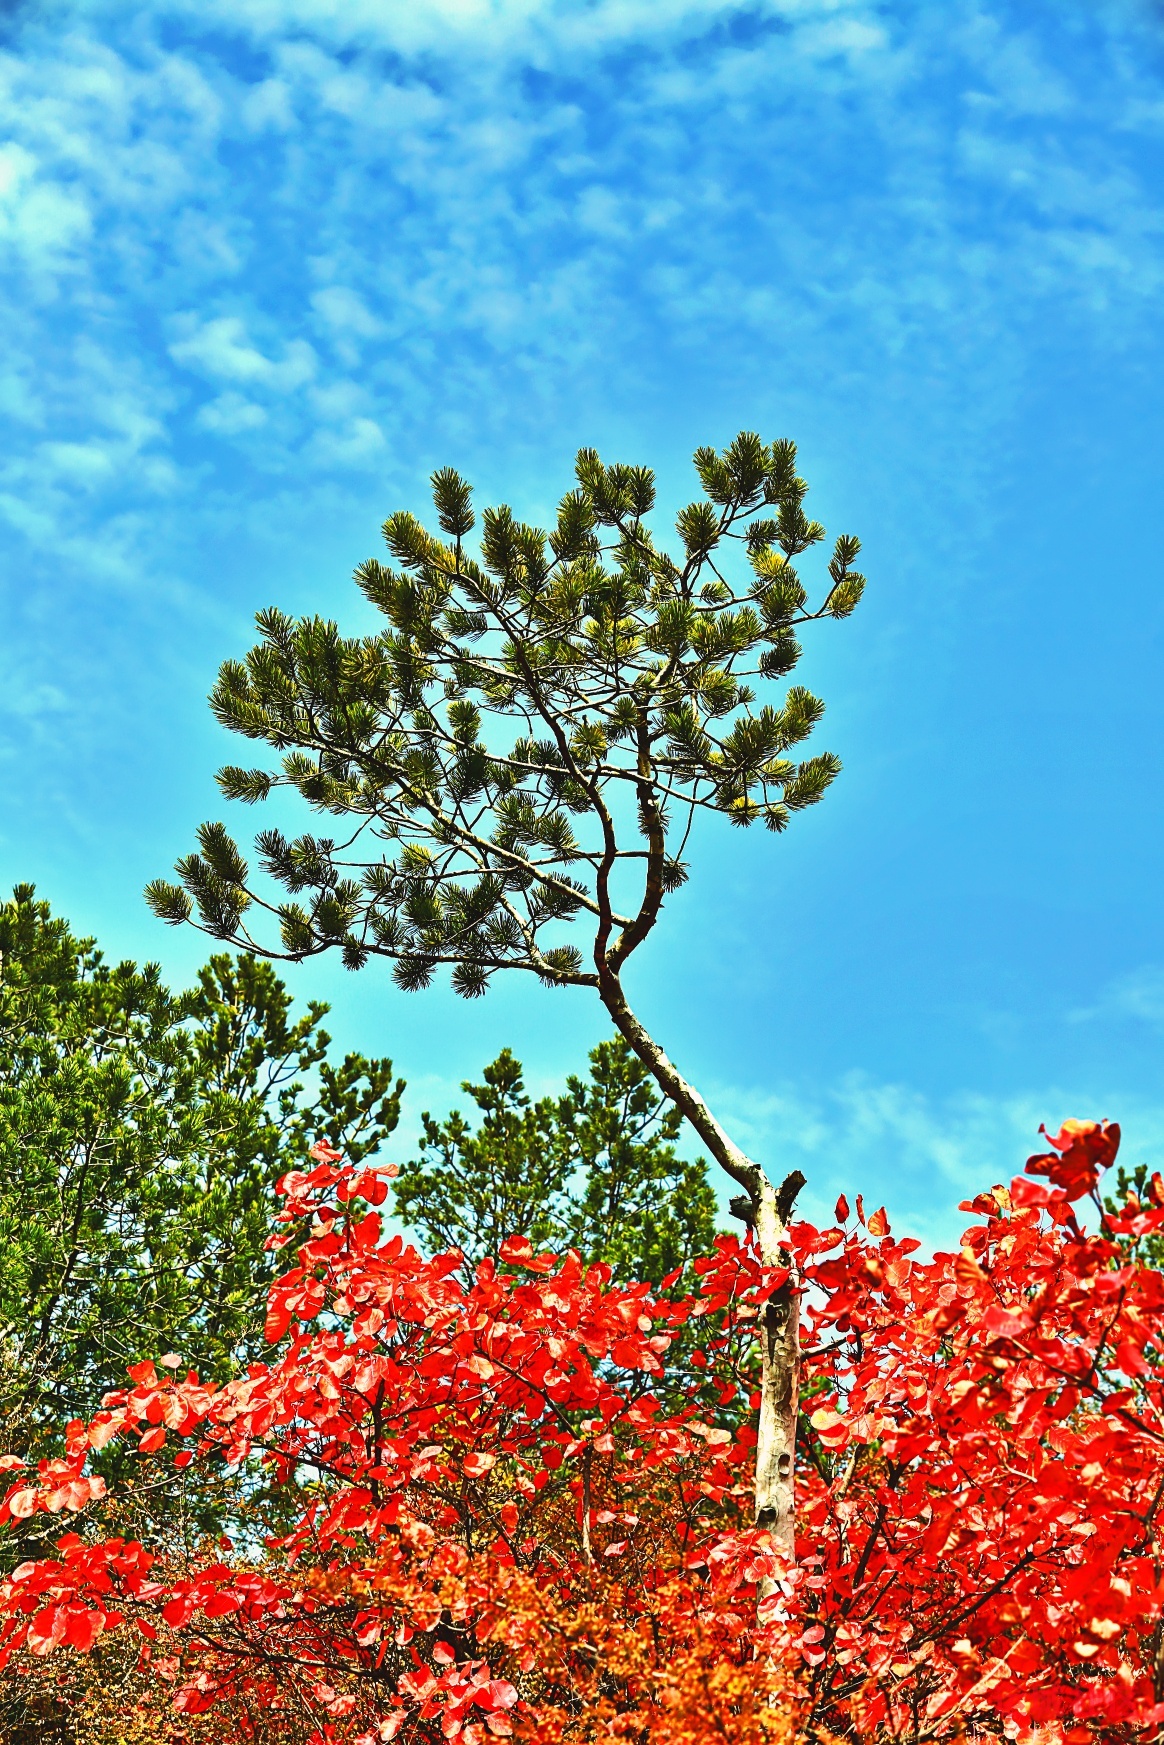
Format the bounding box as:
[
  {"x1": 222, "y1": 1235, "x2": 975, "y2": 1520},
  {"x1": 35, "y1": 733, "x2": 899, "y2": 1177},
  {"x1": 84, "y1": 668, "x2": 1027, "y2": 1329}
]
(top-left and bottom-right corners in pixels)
[{"x1": 4, "y1": 1119, "x2": 1164, "y2": 1742}]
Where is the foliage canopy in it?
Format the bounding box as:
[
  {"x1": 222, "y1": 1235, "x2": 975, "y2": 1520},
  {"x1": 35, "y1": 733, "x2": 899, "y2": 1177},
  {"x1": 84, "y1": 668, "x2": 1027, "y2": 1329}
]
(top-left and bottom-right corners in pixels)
[
  {"x1": 0, "y1": 885, "x2": 402, "y2": 1453},
  {"x1": 146, "y1": 433, "x2": 863, "y2": 1007},
  {"x1": 394, "y1": 1037, "x2": 720, "y2": 1287},
  {"x1": 4, "y1": 1118, "x2": 1163, "y2": 1743}
]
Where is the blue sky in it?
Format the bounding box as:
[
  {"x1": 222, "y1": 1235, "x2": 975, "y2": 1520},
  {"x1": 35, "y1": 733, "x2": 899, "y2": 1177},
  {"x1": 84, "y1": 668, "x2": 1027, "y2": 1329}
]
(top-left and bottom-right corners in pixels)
[{"x1": 3, "y1": 0, "x2": 1164, "y2": 1239}]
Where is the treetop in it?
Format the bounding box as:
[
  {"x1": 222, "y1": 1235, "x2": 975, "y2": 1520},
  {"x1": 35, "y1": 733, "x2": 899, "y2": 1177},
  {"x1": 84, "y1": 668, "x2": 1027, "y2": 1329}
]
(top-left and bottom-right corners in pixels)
[{"x1": 146, "y1": 432, "x2": 865, "y2": 1003}]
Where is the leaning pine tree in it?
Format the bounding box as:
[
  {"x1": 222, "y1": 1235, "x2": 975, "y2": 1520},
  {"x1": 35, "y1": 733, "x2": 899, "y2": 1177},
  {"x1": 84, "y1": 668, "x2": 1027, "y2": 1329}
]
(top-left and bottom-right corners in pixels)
[{"x1": 146, "y1": 432, "x2": 866, "y2": 1563}]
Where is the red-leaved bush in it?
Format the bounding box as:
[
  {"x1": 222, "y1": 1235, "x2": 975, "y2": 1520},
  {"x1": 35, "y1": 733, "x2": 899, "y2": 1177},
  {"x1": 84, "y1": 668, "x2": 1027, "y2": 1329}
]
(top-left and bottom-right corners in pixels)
[{"x1": 3, "y1": 1119, "x2": 1164, "y2": 1743}]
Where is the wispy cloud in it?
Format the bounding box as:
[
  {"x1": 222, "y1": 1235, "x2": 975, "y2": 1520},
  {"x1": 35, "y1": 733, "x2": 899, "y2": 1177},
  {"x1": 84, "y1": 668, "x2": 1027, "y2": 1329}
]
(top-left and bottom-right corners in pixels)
[
  {"x1": 1070, "y1": 966, "x2": 1164, "y2": 1029},
  {"x1": 2, "y1": 0, "x2": 1163, "y2": 548},
  {"x1": 703, "y1": 1069, "x2": 1163, "y2": 1246},
  {"x1": 169, "y1": 316, "x2": 317, "y2": 394}
]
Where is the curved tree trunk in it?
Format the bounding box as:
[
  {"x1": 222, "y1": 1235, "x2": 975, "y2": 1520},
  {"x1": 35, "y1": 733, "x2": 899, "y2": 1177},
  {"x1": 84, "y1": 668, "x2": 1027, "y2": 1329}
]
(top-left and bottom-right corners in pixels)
[{"x1": 595, "y1": 969, "x2": 803, "y2": 1565}]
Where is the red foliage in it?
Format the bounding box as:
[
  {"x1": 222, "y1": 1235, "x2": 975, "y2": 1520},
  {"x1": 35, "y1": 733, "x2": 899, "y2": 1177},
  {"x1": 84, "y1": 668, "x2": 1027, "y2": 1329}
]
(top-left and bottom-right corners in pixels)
[
  {"x1": 3, "y1": 1123, "x2": 1164, "y2": 1742},
  {"x1": 1024, "y1": 1119, "x2": 1122, "y2": 1202}
]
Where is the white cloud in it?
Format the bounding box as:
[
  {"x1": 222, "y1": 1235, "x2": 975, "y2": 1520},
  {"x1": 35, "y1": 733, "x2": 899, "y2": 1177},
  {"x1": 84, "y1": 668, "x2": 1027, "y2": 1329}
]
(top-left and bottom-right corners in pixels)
[
  {"x1": 196, "y1": 391, "x2": 268, "y2": 434},
  {"x1": 795, "y1": 15, "x2": 889, "y2": 60},
  {"x1": 310, "y1": 286, "x2": 382, "y2": 339},
  {"x1": 576, "y1": 185, "x2": 631, "y2": 238},
  {"x1": 0, "y1": 142, "x2": 91, "y2": 262},
  {"x1": 0, "y1": 490, "x2": 60, "y2": 546},
  {"x1": 308, "y1": 378, "x2": 365, "y2": 419},
  {"x1": 169, "y1": 317, "x2": 317, "y2": 392},
  {"x1": 0, "y1": 143, "x2": 35, "y2": 199},
  {"x1": 240, "y1": 76, "x2": 295, "y2": 132},
  {"x1": 167, "y1": 0, "x2": 834, "y2": 56},
  {"x1": 0, "y1": 674, "x2": 69, "y2": 723},
  {"x1": 0, "y1": 0, "x2": 1161, "y2": 1238},
  {"x1": 1070, "y1": 966, "x2": 1164, "y2": 1028},
  {"x1": 307, "y1": 416, "x2": 386, "y2": 469},
  {"x1": 37, "y1": 440, "x2": 118, "y2": 486},
  {"x1": 373, "y1": 1052, "x2": 1164, "y2": 1254}
]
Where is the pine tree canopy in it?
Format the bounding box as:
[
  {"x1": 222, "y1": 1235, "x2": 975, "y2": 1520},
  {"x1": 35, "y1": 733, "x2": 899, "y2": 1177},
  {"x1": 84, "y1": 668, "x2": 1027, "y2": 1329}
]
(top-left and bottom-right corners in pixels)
[
  {"x1": 391, "y1": 1034, "x2": 729, "y2": 1416},
  {"x1": 145, "y1": 433, "x2": 864, "y2": 1010},
  {"x1": 0, "y1": 885, "x2": 403, "y2": 1454},
  {"x1": 393, "y1": 1036, "x2": 720, "y2": 1287}
]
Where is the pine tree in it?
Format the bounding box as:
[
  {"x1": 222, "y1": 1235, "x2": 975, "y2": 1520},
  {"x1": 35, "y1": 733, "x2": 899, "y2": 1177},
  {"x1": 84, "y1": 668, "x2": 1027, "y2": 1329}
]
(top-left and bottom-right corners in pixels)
[
  {"x1": 0, "y1": 885, "x2": 402, "y2": 1453},
  {"x1": 146, "y1": 432, "x2": 866, "y2": 1559},
  {"x1": 394, "y1": 1036, "x2": 720, "y2": 1285}
]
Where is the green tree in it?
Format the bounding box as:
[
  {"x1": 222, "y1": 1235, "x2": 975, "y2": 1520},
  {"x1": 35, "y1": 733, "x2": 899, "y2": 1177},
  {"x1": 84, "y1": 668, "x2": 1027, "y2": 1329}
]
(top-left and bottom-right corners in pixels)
[
  {"x1": 146, "y1": 432, "x2": 866, "y2": 1559},
  {"x1": 394, "y1": 1035, "x2": 721, "y2": 1284},
  {"x1": 394, "y1": 1037, "x2": 728, "y2": 1418},
  {"x1": 1106, "y1": 1160, "x2": 1164, "y2": 1273},
  {"x1": 0, "y1": 884, "x2": 403, "y2": 1452}
]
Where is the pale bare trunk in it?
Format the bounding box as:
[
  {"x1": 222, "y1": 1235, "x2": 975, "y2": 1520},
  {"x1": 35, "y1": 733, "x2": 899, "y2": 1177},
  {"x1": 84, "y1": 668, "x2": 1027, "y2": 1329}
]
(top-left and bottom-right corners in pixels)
[
  {"x1": 595, "y1": 970, "x2": 803, "y2": 1566},
  {"x1": 752, "y1": 1175, "x2": 800, "y2": 1575}
]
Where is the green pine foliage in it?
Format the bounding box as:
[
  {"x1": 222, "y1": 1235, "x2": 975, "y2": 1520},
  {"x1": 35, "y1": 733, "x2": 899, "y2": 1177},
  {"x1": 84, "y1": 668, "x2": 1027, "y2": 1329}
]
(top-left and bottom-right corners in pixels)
[
  {"x1": 145, "y1": 433, "x2": 863, "y2": 1000},
  {"x1": 0, "y1": 885, "x2": 403, "y2": 1455},
  {"x1": 392, "y1": 1036, "x2": 729, "y2": 1415},
  {"x1": 393, "y1": 1036, "x2": 721, "y2": 1284}
]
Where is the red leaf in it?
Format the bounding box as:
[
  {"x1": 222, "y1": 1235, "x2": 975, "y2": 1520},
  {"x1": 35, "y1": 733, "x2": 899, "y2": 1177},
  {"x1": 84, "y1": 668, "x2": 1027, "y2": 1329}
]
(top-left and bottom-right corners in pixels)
[
  {"x1": 264, "y1": 1302, "x2": 292, "y2": 1343},
  {"x1": 1010, "y1": 1175, "x2": 1064, "y2": 1209},
  {"x1": 483, "y1": 1680, "x2": 518, "y2": 1711},
  {"x1": 498, "y1": 1235, "x2": 556, "y2": 1272},
  {"x1": 63, "y1": 1607, "x2": 103, "y2": 1651},
  {"x1": 11, "y1": 1126, "x2": 1164, "y2": 1742},
  {"x1": 1026, "y1": 1118, "x2": 1119, "y2": 1198},
  {"x1": 28, "y1": 1605, "x2": 66, "y2": 1656},
  {"x1": 88, "y1": 1416, "x2": 121, "y2": 1451},
  {"x1": 1116, "y1": 1338, "x2": 1151, "y2": 1380},
  {"x1": 309, "y1": 1141, "x2": 344, "y2": 1163},
  {"x1": 953, "y1": 1253, "x2": 988, "y2": 1295},
  {"x1": 810, "y1": 1408, "x2": 848, "y2": 1449},
  {"x1": 929, "y1": 1299, "x2": 966, "y2": 1332}
]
